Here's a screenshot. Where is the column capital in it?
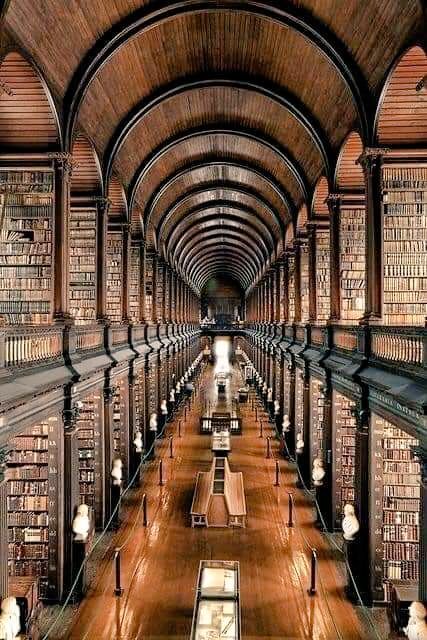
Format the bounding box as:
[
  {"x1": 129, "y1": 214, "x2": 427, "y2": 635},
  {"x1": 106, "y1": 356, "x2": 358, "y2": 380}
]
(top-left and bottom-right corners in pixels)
[
  {"x1": 92, "y1": 196, "x2": 112, "y2": 215},
  {"x1": 357, "y1": 147, "x2": 389, "y2": 173},
  {"x1": 0, "y1": 446, "x2": 9, "y2": 483},
  {"x1": 48, "y1": 152, "x2": 76, "y2": 179}
]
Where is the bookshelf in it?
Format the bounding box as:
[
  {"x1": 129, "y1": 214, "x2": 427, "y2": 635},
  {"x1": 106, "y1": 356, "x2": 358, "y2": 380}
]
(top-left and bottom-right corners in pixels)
[
  {"x1": 371, "y1": 414, "x2": 420, "y2": 602},
  {"x1": 112, "y1": 377, "x2": 129, "y2": 479},
  {"x1": 300, "y1": 242, "x2": 309, "y2": 323},
  {"x1": 339, "y1": 205, "x2": 366, "y2": 322},
  {"x1": 294, "y1": 368, "x2": 304, "y2": 448},
  {"x1": 147, "y1": 358, "x2": 158, "y2": 415},
  {"x1": 274, "y1": 357, "x2": 281, "y2": 411},
  {"x1": 134, "y1": 368, "x2": 145, "y2": 436},
  {"x1": 129, "y1": 244, "x2": 140, "y2": 323},
  {"x1": 309, "y1": 377, "x2": 325, "y2": 469},
  {"x1": 0, "y1": 169, "x2": 54, "y2": 325},
  {"x1": 69, "y1": 207, "x2": 97, "y2": 324},
  {"x1": 283, "y1": 363, "x2": 291, "y2": 419},
  {"x1": 106, "y1": 231, "x2": 123, "y2": 323},
  {"x1": 77, "y1": 391, "x2": 103, "y2": 522},
  {"x1": 158, "y1": 352, "x2": 168, "y2": 405},
  {"x1": 145, "y1": 253, "x2": 154, "y2": 322},
  {"x1": 332, "y1": 390, "x2": 356, "y2": 529},
  {"x1": 288, "y1": 254, "x2": 295, "y2": 323},
  {"x1": 382, "y1": 165, "x2": 427, "y2": 325},
  {"x1": 7, "y1": 415, "x2": 60, "y2": 600},
  {"x1": 315, "y1": 228, "x2": 330, "y2": 323}
]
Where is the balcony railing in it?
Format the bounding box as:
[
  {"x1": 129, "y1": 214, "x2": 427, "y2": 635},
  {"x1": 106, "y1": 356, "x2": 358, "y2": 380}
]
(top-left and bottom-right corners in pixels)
[
  {"x1": 75, "y1": 325, "x2": 104, "y2": 353},
  {"x1": 4, "y1": 325, "x2": 63, "y2": 368},
  {"x1": 370, "y1": 326, "x2": 425, "y2": 369}
]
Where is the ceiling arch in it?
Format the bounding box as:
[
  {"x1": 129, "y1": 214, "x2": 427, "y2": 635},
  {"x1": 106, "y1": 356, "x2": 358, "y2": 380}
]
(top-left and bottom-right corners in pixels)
[
  {"x1": 184, "y1": 246, "x2": 260, "y2": 287},
  {"x1": 146, "y1": 160, "x2": 291, "y2": 235},
  {"x1": 153, "y1": 182, "x2": 284, "y2": 251},
  {"x1": 172, "y1": 221, "x2": 270, "y2": 268},
  {"x1": 181, "y1": 234, "x2": 262, "y2": 278},
  {"x1": 191, "y1": 255, "x2": 255, "y2": 291},
  {"x1": 165, "y1": 208, "x2": 276, "y2": 263},
  {"x1": 61, "y1": 1, "x2": 370, "y2": 147},
  {"x1": 334, "y1": 131, "x2": 365, "y2": 192},
  {"x1": 130, "y1": 127, "x2": 308, "y2": 222},
  {"x1": 103, "y1": 76, "x2": 331, "y2": 186},
  {"x1": 194, "y1": 262, "x2": 252, "y2": 291},
  {"x1": 70, "y1": 133, "x2": 103, "y2": 195}
]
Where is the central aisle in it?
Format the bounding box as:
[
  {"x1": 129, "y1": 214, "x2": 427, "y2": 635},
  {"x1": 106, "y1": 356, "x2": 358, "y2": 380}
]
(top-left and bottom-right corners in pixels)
[{"x1": 63, "y1": 363, "x2": 368, "y2": 640}]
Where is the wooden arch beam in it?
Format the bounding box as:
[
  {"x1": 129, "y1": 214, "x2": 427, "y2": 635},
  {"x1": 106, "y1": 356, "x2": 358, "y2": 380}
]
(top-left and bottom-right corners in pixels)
[
  {"x1": 183, "y1": 240, "x2": 260, "y2": 282},
  {"x1": 63, "y1": 1, "x2": 370, "y2": 149},
  {"x1": 103, "y1": 76, "x2": 331, "y2": 185}
]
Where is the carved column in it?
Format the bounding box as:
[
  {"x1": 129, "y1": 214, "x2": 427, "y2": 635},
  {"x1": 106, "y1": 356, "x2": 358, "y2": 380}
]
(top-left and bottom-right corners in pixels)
[
  {"x1": 354, "y1": 406, "x2": 372, "y2": 603},
  {"x1": 94, "y1": 197, "x2": 111, "y2": 321},
  {"x1": 62, "y1": 402, "x2": 80, "y2": 597},
  {"x1": 274, "y1": 263, "x2": 280, "y2": 323},
  {"x1": 358, "y1": 148, "x2": 388, "y2": 323},
  {"x1": 294, "y1": 241, "x2": 302, "y2": 324},
  {"x1": 139, "y1": 240, "x2": 146, "y2": 323},
  {"x1": 103, "y1": 385, "x2": 114, "y2": 524},
  {"x1": 327, "y1": 194, "x2": 341, "y2": 322},
  {"x1": 0, "y1": 447, "x2": 8, "y2": 599},
  {"x1": 50, "y1": 153, "x2": 73, "y2": 321},
  {"x1": 416, "y1": 447, "x2": 427, "y2": 603}
]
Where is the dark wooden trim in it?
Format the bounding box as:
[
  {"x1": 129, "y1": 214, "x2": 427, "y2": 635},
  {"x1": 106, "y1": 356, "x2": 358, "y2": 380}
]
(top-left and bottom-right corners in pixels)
[
  {"x1": 103, "y1": 75, "x2": 331, "y2": 185},
  {"x1": 128, "y1": 127, "x2": 308, "y2": 214},
  {"x1": 63, "y1": 1, "x2": 370, "y2": 148}
]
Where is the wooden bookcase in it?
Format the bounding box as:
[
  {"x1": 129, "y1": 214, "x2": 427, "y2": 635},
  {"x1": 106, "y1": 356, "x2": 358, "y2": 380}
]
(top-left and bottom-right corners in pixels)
[
  {"x1": 134, "y1": 367, "x2": 145, "y2": 438},
  {"x1": 76, "y1": 390, "x2": 103, "y2": 525},
  {"x1": 106, "y1": 230, "x2": 123, "y2": 324},
  {"x1": 339, "y1": 203, "x2": 366, "y2": 322},
  {"x1": 287, "y1": 254, "x2": 295, "y2": 323},
  {"x1": 145, "y1": 253, "x2": 154, "y2": 322},
  {"x1": 332, "y1": 390, "x2": 356, "y2": 529},
  {"x1": 0, "y1": 169, "x2": 54, "y2": 324},
  {"x1": 129, "y1": 244, "x2": 140, "y2": 324},
  {"x1": 370, "y1": 414, "x2": 420, "y2": 602},
  {"x1": 7, "y1": 415, "x2": 62, "y2": 601},
  {"x1": 300, "y1": 242, "x2": 309, "y2": 323},
  {"x1": 315, "y1": 228, "x2": 331, "y2": 323},
  {"x1": 309, "y1": 377, "x2": 325, "y2": 471},
  {"x1": 112, "y1": 377, "x2": 129, "y2": 481},
  {"x1": 294, "y1": 368, "x2": 304, "y2": 448},
  {"x1": 382, "y1": 164, "x2": 427, "y2": 326},
  {"x1": 69, "y1": 206, "x2": 97, "y2": 324}
]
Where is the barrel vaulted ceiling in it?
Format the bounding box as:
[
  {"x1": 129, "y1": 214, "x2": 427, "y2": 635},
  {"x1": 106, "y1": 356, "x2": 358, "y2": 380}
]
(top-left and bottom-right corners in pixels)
[{"x1": 1, "y1": 0, "x2": 425, "y2": 292}]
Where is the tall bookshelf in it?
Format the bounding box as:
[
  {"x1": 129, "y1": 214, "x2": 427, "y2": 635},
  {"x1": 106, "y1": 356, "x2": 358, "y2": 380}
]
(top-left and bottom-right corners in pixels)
[
  {"x1": 294, "y1": 368, "x2": 304, "y2": 448},
  {"x1": 69, "y1": 207, "x2": 97, "y2": 324},
  {"x1": 129, "y1": 244, "x2": 140, "y2": 324},
  {"x1": 382, "y1": 165, "x2": 427, "y2": 325},
  {"x1": 288, "y1": 254, "x2": 295, "y2": 323},
  {"x1": 300, "y1": 242, "x2": 309, "y2": 323},
  {"x1": 134, "y1": 368, "x2": 145, "y2": 438},
  {"x1": 0, "y1": 169, "x2": 54, "y2": 324},
  {"x1": 339, "y1": 205, "x2": 365, "y2": 322},
  {"x1": 274, "y1": 357, "x2": 281, "y2": 411},
  {"x1": 112, "y1": 377, "x2": 129, "y2": 479},
  {"x1": 106, "y1": 231, "x2": 123, "y2": 324},
  {"x1": 155, "y1": 261, "x2": 164, "y2": 323},
  {"x1": 309, "y1": 377, "x2": 325, "y2": 470},
  {"x1": 77, "y1": 391, "x2": 103, "y2": 522},
  {"x1": 145, "y1": 253, "x2": 154, "y2": 322},
  {"x1": 315, "y1": 228, "x2": 330, "y2": 323},
  {"x1": 332, "y1": 390, "x2": 356, "y2": 529},
  {"x1": 7, "y1": 415, "x2": 61, "y2": 600},
  {"x1": 283, "y1": 362, "x2": 292, "y2": 418},
  {"x1": 371, "y1": 414, "x2": 420, "y2": 602}
]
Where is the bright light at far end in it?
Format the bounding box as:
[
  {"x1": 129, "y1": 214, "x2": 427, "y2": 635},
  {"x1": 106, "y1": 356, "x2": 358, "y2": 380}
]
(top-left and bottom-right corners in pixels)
[{"x1": 214, "y1": 337, "x2": 231, "y2": 374}]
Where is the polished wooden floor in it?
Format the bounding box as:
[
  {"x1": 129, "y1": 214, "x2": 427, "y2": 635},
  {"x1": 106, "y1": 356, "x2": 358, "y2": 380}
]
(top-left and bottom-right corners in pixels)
[{"x1": 63, "y1": 363, "x2": 370, "y2": 640}]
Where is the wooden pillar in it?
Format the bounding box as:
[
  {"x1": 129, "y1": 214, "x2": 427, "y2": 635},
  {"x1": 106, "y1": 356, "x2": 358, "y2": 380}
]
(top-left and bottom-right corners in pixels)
[
  {"x1": 354, "y1": 406, "x2": 373, "y2": 603},
  {"x1": 307, "y1": 225, "x2": 317, "y2": 322},
  {"x1": 416, "y1": 447, "x2": 427, "y2": 603},
  {"x1": 139, "y1": 240, "x2": 146, "y2": 323},
  {"x1": 95, "y1": 197, "x2": 110, "y2": 321},
  {"x1": 51, "y1": 153, "x2": 73, "y2": 321},
  {"x1": 358, "y1": 148, "x2": 387, "y2": 323},
  {"x1": 122, "y1": 223, "x2": 131, "y2": 322},
  {"x1": 62, "y1": 406, "x2": 79, "y2": 598},
  {"x1": 164, "y1": 265, "x2": 170, "y2": 323},
  {"x1": 327, "y1": 194, "x2": 341, "y2": 322},
  {"x1": 283, "y1": 254, "x2": 289, "y2": 324},
  {"x1": 170, "y1": 270, "x2": 176, "y2": 323},
  {"x1": 103, "y1": 385, "x2": 114, "y2": 524},
  {"x1": 274, "y1": 263, "x2": 280, "y2": 323}
]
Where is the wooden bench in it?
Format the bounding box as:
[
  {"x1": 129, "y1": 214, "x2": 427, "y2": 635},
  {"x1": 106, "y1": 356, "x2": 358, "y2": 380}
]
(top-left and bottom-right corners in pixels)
[
  {"x1": 190, "y1": 469, "x2": 213, "y2": 527},
  {"x1": 224, "y1": 463, "x2": 246, "y2": 528}
]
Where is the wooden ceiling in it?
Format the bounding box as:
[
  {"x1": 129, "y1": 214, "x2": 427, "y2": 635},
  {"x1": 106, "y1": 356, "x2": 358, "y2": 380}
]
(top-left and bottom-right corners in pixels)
[{"x1": 1, "y1": 0, "x2": 425, "y2": 291}]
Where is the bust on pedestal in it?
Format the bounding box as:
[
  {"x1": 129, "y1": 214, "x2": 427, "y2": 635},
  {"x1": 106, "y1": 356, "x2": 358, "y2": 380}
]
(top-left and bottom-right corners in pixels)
[
  {"x1": 312, "y1": 458, "x2": 326, "y2": 528},
  {"x1": 71, "y1": 504, "x2": 92, "y2": 600},
  {"x1": 110, "y1": 458, "x2": 123, "y2": 529},
  {"x1": 342, "y1": 503, "x2": 360, "y2": 602},
  {"x1": 404, "y1": 602, "x2": 427, "y2": 640},
  {"x1": 0, "y1": 597, "x2": 21, "y2": 639}
]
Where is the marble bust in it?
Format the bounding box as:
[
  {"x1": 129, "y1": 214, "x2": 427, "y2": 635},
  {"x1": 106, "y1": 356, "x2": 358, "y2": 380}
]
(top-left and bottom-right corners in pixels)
[{"x1": 342, "y1": 504, "x2": 360, "y2": 541}]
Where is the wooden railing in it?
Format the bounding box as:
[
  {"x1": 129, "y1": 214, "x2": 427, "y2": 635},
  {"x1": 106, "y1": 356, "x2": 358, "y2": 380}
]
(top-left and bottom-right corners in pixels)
[
  {"x1": 311, "y1": 326, "x2": 325, "y2": 347},
  {"x1": 4, "y1": 325, "x2": 63, "y2": 368},
  {"x1": 331, "y1": 326, "x2": 358, "y2": 352},
  {"x1": 75, "y1": 325, "x2": 104, "y2": 352},
  {"x1": 111, "y1": 325, "x2": 128, "y2": 346},
  {"x1": 371, "y1": 327, "x2": 425, "y2": 368}
]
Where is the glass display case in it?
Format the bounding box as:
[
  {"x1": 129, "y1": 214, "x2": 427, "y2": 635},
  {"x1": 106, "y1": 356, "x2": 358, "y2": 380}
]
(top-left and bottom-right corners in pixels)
[{"x1": 191, "y1": 561, "x2": 241, "y2": 640}]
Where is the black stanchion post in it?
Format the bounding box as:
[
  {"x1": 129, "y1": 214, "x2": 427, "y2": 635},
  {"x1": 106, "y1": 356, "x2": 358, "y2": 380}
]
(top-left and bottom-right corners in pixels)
[
  {"x1": 142, "y1": 493, "x2": 148, "y2": 526},
  {"x1": 169, "y1": 435, "x2": 174, "y2": 458},
  {"x1": 159, "y1": 459, "x2": 164, "y2": 486},
  {"x1": 274, "y1": 459, "x2": 280, "y2": 486},
  {"x1": 308, "y1": 549, "x2": 317, "y2": 596},
  {"x1": 259, "y1": 421, "x2": 263, "y2": 438},
  {"x1": 178, "y1": 420, "x2": 182, "y2": 437},
  {"x1": 287, "y1": 493, "x2": 294, "y2": 528},
  {"x1": 114, "y1": 548, "x2": 124, "y2": 596},
  {"x1": 266, "y1": 436, "x2": 271, "y2": 459},
  {"x1": 255, "y1": 407, "x2": 258, "y2": 422}
]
